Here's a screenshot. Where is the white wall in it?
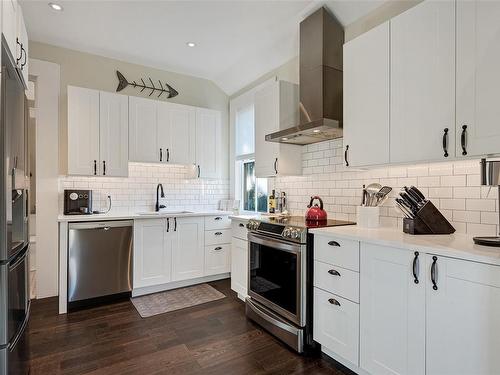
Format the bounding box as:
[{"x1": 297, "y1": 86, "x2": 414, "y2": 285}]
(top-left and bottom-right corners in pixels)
[{"x1": 30, "y1": 58, "x2": 60, "y2": 298}]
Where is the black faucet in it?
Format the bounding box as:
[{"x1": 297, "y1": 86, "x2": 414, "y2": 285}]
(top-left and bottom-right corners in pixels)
[{"x1": 155, "y1": 183, "x2": 166, "y2": 212}]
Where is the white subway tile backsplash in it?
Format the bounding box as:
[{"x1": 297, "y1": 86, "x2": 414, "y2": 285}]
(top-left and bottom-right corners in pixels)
[
  {"x1": 59, "y1": 162, "x2": 229, "y2": 214},
  {"x1": 271, "y1": 139, "x2": 498, "y2": 237}
]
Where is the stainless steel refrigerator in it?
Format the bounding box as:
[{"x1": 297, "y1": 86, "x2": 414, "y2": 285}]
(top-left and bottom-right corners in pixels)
[{"x1": 0, "y1": 40, "x2": 31, "y2": 375}]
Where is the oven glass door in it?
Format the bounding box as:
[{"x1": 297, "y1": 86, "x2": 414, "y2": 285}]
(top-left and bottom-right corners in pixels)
[{"x1": 248, "y1": 233, "x2": 302, "y2": 324}]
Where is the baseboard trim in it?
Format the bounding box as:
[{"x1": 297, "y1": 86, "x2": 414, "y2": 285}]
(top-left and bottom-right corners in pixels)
[{"x1": 132, "y1": 273, "x2": 230, "y2": 297}]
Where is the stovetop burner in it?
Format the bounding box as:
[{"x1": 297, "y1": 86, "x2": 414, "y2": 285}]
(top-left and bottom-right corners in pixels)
[
  {"x1": 247, "y1": 216, "x2": 356, "y2": 243},
  {"x1": 257, "y1": 215, "x2": 355, "y2": 228}
]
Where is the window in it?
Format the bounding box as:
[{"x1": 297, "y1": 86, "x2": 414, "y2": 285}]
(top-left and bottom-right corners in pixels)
[
  {"x1": 234, "y1": 104, "x2": 267, "y2": 213},
  {"x1": 242, "y1": 160, "x2": 268, "y2": 212}
]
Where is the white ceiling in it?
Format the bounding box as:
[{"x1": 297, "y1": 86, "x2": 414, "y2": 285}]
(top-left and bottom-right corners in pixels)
[{"x1": 20, "y1": 0, "x2": 384, "y2": 95}]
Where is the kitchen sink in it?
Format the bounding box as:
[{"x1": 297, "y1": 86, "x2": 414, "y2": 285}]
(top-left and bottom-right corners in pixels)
[{"x1": 136, "y1": 210, "x2": 193, "y2": 216}]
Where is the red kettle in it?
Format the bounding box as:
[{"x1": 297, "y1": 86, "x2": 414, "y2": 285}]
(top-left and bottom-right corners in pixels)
[{"x1": 305, "y1": 196, "x2": 327, "y2": 221}]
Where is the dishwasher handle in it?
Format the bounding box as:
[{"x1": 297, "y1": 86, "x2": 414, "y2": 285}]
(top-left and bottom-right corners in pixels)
[{"x1": 68, "y1": 220, "x2": 133, "y2": 230}]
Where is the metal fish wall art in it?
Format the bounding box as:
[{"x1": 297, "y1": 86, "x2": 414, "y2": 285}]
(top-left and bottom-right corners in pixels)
[{"x1": 115, "y1": 70, "x2": 179, "y2": 98}]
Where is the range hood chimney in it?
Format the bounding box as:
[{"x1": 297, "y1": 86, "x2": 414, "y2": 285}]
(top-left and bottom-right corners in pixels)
[{"x1": 266, "y1": 7, "x2": 344, "y2": 145}]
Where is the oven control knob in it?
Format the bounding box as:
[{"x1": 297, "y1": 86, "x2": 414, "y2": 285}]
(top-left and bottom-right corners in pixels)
[
  {"x1": 291, "y1": 229, "x2": 300, "y2": 240},
  {"x1": 283, "y1": 228, "x2": 291, "y2": 238}
]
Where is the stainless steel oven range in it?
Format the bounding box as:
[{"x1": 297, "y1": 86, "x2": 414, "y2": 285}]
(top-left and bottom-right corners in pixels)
[{"x1": 245, "y1": 216, "x2": 355, "y2": 353}]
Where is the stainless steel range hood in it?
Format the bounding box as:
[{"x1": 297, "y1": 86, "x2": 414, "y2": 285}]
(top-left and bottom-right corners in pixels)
[{"x1": 266, "y1": 7, "x2": 344, "y2": 145}]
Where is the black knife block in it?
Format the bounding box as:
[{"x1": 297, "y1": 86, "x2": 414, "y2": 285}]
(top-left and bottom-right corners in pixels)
[{"x1": 403, "y1": 200, "x2": 455, "y2": 235}]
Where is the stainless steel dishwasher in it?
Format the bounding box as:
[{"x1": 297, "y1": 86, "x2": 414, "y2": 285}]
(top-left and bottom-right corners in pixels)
[{"x1": 68, "y1": 220, "x2": 133, "y2": 305}]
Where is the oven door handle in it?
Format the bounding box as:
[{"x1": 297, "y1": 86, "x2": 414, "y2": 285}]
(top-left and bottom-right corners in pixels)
[
  {"x1": 246, "y1": 299, "x2": 301, "y2": 336},
  {"x1": 247, "y1": 232, "x2": 302, "y2": 254}
]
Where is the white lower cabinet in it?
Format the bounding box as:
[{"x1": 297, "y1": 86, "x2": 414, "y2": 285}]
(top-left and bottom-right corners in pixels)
[
  {"x1": 426, "y1": 256, "x2": 500, "y2": 375},
  {"x1": 231, "y1": 237, "x2": 248, "y2": 299},
  {"x1": 205, "y1": 244, "x2": 230, "y2": 276},
  {"x1": 171, "y1": 217, "x2": 204, "y2": 281},
  {"x1": 360, "y1": 243, "x2": 425, "y2": 375},
  {"x1": 133, "y1": 219, "x2": 171, "y2": 288},
  {"x1": 314, "y1": 287, "x2": 359, "y2": 365}
]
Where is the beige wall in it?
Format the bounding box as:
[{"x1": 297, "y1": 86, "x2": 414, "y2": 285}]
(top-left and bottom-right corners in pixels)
[
  {"x1": 230, "y1": 56, "x2": 299, "y2": 100},
  {"x1": 29, "y1": 42, "x2": 229, "y2": 175}
]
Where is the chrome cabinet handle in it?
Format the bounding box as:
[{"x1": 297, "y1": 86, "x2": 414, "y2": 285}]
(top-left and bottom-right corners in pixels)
[
  {"x1": 197, "y1": 165, "x2": 200, "y2": 178},
  {"x1": 442, "y1": 128, "x2": 449, "y2": 158},
  {"x1": 412, "y1": 251, "x2": 419, "y2": 284},
  {"x1": 461, "y1": 125, "x2": 468, "y2": 156},
  {"x1": 431, "y1": 256, "x2": 438, "y2": 290},
  {"x1": 328, "y1": 269, "x2": 340, "y2": 276},
  {"x1": 16, "y1": 38, "x2": 22, "y2": 63},
  {"x1": 102, "y1": 227, "x2": 110, "y2": 231},
  {"x1": 273, "y1": 158, "x2": 278, "y2": 174},
  {"x1": 328, "y1": 240, "x2": 340, "y2": 247},
  {"x1": 328, "y1": 298, "x2": 341, "y2": 306}
]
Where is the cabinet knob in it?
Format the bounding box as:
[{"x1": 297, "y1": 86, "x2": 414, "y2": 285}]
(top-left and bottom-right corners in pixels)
[{"x1": 239, "y1": 223, "x2": 245, "y2": 228}]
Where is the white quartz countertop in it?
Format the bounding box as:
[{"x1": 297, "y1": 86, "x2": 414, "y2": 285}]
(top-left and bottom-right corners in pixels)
[
  {"x1": 311, "y1": 225, "x2": 500, "y2": 266},
  {"x1": 58, "y1": 210, "x2": 234, "y2": 222},
  {"x1": 229, "y1": 214, "x2": 260, "y2": 222}
]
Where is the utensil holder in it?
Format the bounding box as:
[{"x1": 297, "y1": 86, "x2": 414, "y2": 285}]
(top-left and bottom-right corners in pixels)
[
  {"x1": 402, "y1": 200, "x2": 455, "y2": 235},
  {"x1": 357, "y1": 206, "x2": 380, "y2": 228}
]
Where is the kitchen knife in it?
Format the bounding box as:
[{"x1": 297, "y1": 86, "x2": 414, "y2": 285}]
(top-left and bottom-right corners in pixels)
[
  {"x1": 399, "y1": 192, "x2": 420, "y2": 213},
  {"x1": 410, "y1": 186, "x2": 427, "y2": 202},
  {"x1": 396, "y1": 198, "x2": 414, "y2": 218},
  {"x1": 404, "y1": 186, "x2": 423, "y2": 206}
]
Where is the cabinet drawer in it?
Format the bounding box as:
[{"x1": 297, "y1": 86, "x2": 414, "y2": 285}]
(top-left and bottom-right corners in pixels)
[
  {"x1": 205, "y1": 215, "x2": 231, "y2": 230},
  {"x1": 205, "y1": 229, "x2": 231, "y2": 245},
  {"x1": 314, "y1": 235, "x2": 359, "y2": 272},
  {"x1": 231, "y1": 220, "x2": 248, "y2": 241},
  {"x1": 205, "y1": 244, "x2": 230, "y2": 276},
  {"x1": 314, "y1": 261, "x2": 359, "y2": 303},
  {"x1": 314, "y1": 287, "x2": 359, "y2": 366}
]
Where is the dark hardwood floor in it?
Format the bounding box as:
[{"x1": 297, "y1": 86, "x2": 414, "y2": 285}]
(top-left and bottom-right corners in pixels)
[{"x1": 27, "y1": 279, "x2": 349, "y2": 375}]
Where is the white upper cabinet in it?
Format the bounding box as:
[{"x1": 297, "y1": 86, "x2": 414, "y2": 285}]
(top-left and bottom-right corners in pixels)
[
  {"x1": 157, "y1": 102, "x2": 196, "y2": 165},
  {"x1": 171, "y1": 217, "x2": 204, "y2": 281},
  {"x1": 68, "y1": 86, "x2": 100, "y2": 176},
  {"x1": 129, "y1": 96, "x2": 159, "y2": 163},
  {"x1": 343, "y1": 22, "x2": 390, "y2": 167},
  {"x1": 254, "y1": 80, "x2": 302, "y2": 177},
  {"x1": 16, "y1": 3, "x2": 28, "y2": 86},
  {"x1": 360, "y1": 243, "x2": 425, "y2": 375},
  {"x1": 195, "y1": 108, "x2": 222, "y2": 179},
  {"x1": 99, "y1": 91, "x2": 129, "y2": 177},
  {"x1": 456, "y1": 0, "x2": 500, "y2": 158},
  {"x1": 2, "y1": 0, "x2": 18, "y2": 62},
  {"x1": 390, "y1": 0, "x2": 455, "y2": 164},
  {"x1": 426, "y1": 255, "x2": 500, "y2": 375},
  {"x1": 68, "y1": 86, "x2": 128, "y2": 176}
]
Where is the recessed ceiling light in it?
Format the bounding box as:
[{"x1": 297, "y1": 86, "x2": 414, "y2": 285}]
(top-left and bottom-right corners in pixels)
[
  {"x1": 313, "y1": 129, "x2": 321, "y2": 133},
  {"x1": 48, "y1": 2, "x2": 63, "y2": 11},
  {"x1": 186, "y1": 42, "x2": 196, "y2": 47},
  {"x1": 282, "y1": 137, "x2": 288, "y2": 141}
]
